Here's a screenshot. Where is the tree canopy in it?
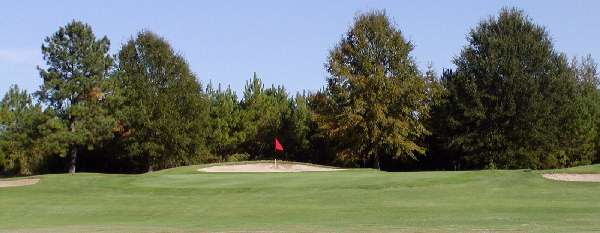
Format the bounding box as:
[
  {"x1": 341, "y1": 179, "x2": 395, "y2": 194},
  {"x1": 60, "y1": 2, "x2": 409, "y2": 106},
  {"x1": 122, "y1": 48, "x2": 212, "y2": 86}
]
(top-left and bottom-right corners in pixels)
[
  {"x1": 316, "y1": 10, "x2": 434, "y2": 168},
  {"x1": 116, "y1": 31, "x2": 210, "y2": 171},
  {"x1": 36, "y1": 20, "x2": 115, "y2": 173},
  {"x1": 2, "y1": 8, "x2": 600, "y2": 175},
  {"x1": 431, "y1": 8, "x2": 594, "y2": 169}
]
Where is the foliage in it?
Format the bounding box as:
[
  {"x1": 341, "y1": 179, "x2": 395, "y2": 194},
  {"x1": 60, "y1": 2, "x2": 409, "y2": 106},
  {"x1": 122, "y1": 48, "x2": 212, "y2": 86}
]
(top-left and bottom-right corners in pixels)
[
  {"x1": 316, "y1": 10, "x2": 435, "y2": 168},
  {"x1": 116, "y1": 31, "x2": 211, "y2": 171},
  {"x1": 36, "y1": 20, "x2": 115, "y2": 173},
  {"x1": 205, "y1": 83, "x2": 244, "y2": 159},
  {"x1": 0, "y1": 85, "x2": 68, "y2": 175},
  {"x1": 238, "y1": 73, "x2": 291, "y2": 159},
  {"x1": 3, "y1": 7, "x2": 600, "y2": 174},
  {"x1": 226, "y1": 153, "x2": 251, "y2": 162},
  {"x1": 432, "y1": 8, "x2": 585, "y2": 169},
  {"x1": 205, "y1": 75, "x2": 318, "y2": 162},
  {"x1": 567, "y1": 55, "x2": 600, "y2": 165},
  {"x1": 280, "y1": 93, "x2": 315, "y2": 162}
]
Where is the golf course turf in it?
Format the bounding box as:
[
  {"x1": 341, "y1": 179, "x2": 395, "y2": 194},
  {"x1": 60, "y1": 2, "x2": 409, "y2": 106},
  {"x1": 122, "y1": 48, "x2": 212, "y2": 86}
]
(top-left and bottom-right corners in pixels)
[{"x1": 1, "y1": 162, "x2": 599, "y2": 233}]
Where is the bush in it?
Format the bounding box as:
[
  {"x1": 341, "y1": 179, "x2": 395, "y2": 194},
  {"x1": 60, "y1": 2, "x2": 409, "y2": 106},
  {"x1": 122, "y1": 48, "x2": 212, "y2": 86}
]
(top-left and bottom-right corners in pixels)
[{"x1": 226, "y1": 153, "x2": 251, "y2": 162}]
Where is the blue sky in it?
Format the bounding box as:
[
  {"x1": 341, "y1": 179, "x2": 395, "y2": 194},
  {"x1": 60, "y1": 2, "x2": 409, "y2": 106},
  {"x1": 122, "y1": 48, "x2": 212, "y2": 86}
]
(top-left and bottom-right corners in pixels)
[{"x1": 1, "y1": 0, "x2": 599, "y2": 97}]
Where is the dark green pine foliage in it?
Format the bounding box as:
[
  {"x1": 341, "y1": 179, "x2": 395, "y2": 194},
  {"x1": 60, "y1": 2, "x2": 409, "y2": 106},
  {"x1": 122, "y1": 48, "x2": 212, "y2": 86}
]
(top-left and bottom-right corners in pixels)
[
  {"x1": 0, "y1": 85, "x2": 39, "y2": 175},
  {"x1": 205, "y1": 83, "x2": 245, "y2": 160},
  {"x1": 116, "y1": 31, "x2": 210, "y2": 172},
  {"x1": 0, "y1": 85, "x2": 68, "y2": 175},
  {"x1": 206, "y1": 77, "x2": 316, "y2": 162},
  {"x1": 239, "y1": 73, "x2": 291, "y2": 159},
  {"x1": 280, "y1": 93, "x2": 315, "y2": 162},
  {"x1": 317, "y1": 10, "x2": 433, "y2": 168},
  {"x1": 36, "y1": 21, "x2": 115, "y2": 174},
  {"x1": 567, "y1": 55, "x2": 600, "y2": 165},
  {"x1": 434, "y1": 8, "x2": 581, "y2": 169}
]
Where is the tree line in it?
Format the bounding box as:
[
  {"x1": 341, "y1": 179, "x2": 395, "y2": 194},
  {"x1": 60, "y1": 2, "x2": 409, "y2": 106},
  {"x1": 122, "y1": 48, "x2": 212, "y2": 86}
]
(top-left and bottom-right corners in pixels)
[{"x1": 1, "y1": 8, "x2": 599, "y2": 175}]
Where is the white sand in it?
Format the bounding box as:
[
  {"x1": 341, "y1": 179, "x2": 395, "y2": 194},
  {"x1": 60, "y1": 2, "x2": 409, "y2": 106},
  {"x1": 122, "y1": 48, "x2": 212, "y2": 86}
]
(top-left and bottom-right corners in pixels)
[
  {"x1": 198, "y1": 162, "x2": 345, "y2": 173},
  {"x1": 542, "y1": 173, "x2": 600, "y2": 182},
  {"x1": 0, "y1": 178, "x2": 39, "y2": 188}
]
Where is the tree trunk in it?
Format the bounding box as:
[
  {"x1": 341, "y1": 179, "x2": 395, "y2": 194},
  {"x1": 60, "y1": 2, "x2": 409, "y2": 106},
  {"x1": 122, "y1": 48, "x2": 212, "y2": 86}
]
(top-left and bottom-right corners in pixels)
[
  {"x1": 69, "y1": 147, "x2": 77, "y2": 174},
  {"x1": 68, "y1": 119, "x2": 77, "y2": 174},
  {"x1": 147, "y1": 155, "x2": 154, "y2": 172}
]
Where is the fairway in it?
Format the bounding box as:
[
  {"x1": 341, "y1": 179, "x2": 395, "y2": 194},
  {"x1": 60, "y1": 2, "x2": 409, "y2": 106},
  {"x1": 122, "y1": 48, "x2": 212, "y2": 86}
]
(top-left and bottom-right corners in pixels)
[{"x1": 1, "y1": 163, "x2": 600, "y2": 233}]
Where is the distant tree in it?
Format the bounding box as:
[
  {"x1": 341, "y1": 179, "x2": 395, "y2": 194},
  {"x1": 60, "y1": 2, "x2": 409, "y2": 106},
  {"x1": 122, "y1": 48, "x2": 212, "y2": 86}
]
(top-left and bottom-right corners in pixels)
[
  {"x1": 433, "y1": 8, "x2": 581, "y2": 169},
  {"x1": 205, "y1": 83, "x2": 244, "y2": 159},
  {"x1": 423, "y1": 63, "x2": 444, "y2": 109},
  {"x1": 566, "y1": 55, "x2": 600, "y2": 165},
  {"x1": 0, "y1": 85, "x2": 68, "y2": 175},
  {"x1": 316, "y1": 10, "x2": 433, "y2": 168},
  {"x1": 239, "y1": 73, "x2": 291, "y2": 159},
  {"x1": 36, "y1": 21, "x2": 115, "y2": 174},
  {"x1": 204, "y1": 76, "x2": 316, "y2": 162},
  {"x1": 281, "y1": 93, "x2": 314, "y2": 161},
  {"x1": 0, "y1": 86, "x2": 33, "y2": 131},
  {"x1": 306, "y1": 91, "x2": 338, "y2": 165},
  {"x1": 0, "y1": 85, "x2": 37, "y2": 174},
  {"x1": 116, "y1": 31, "x2": 210, "y2": 171}
]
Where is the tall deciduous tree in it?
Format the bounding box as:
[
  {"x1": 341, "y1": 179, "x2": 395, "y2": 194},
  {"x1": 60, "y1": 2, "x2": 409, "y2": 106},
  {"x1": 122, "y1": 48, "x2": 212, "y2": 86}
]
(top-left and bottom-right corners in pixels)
[
  {"x1": 116, "y1": 31, "x2": 210, "y2": 171},
  {"x1": 316, "y1": 10, "x2": 433, "y2": 168},
  {"x1": 433, "y1": 8, "x2": 580, "y2": 169},
  {"x1": 37, "y1": 21, "x2": 115, "y2": 173}
]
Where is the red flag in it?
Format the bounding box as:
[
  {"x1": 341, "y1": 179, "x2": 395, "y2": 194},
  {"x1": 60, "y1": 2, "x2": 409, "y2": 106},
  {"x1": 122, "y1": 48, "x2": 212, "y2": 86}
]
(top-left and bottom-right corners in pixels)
[{"x1": 274, "y1": 137, "x2": 284, "y2": 153}]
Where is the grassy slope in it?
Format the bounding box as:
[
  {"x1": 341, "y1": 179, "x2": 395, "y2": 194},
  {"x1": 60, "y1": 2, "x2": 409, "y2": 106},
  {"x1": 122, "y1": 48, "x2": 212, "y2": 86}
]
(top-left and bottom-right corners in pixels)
[{"x1": 0, "y1": 162, "x2": 599, "y2": 233}]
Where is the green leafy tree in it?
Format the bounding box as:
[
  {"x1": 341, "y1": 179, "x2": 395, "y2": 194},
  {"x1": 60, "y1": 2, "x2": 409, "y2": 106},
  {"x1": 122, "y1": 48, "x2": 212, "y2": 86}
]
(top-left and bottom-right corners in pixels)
[
  {"x1": 36, "y1": 21, "x2": 115, "y2": 174},
  {"x1": 316, "y1": 10, "x2": 433, "y2": 168},
  {"x1": 116, "y1": 31, "x2": 210, "y2": 171},
  {"x1": 433, "y1": 8, "x2": 580, "y2": 169}
]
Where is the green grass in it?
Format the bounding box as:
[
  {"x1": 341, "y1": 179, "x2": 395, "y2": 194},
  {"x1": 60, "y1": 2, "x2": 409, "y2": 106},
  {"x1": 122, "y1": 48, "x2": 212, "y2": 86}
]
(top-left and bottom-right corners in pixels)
[{"x1": 1, "y1": 162, "x2": 600, "y2": 233}]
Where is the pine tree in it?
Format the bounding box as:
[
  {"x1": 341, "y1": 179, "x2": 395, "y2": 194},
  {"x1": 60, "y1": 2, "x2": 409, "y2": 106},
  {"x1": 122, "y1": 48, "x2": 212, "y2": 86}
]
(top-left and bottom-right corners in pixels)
[
  {"x1": 0, "y1": 85, "x2": 68, "y2": 175},
  {"x1": 206, "y1": 83, "x2": 244, "y2": 159},
  {"x1": 239, "y1": 73, "x2": 290, "y2": 159},
  {"x1": 281, "y1": 93, "x2": 314, "y2": 162},
  {"x1": 566, "y1": 55, "x2": 600, "y2": 165},
  {"x1": 36, "y1": 21, "x2": 115, "y2": 174}
]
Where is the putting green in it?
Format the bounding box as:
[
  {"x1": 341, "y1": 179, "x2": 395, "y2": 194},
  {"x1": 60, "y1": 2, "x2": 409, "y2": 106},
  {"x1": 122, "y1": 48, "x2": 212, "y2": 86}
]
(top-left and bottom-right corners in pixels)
[{"x1": 1, "y1": 162, "x2": 599, "y2": 233}]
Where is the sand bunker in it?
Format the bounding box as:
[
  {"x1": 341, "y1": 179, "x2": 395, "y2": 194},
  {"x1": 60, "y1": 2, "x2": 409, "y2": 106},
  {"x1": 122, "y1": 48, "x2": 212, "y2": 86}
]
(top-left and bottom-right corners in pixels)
[
  {"x1": 199, "y1": 162, "x2": 345, "y2": 173},
  {"x1": 0, "y1": 178, "x2": 39, "y2": 188},
  {"x1": 542, "y1": 173, "x2": 600, "y2": 182}
]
